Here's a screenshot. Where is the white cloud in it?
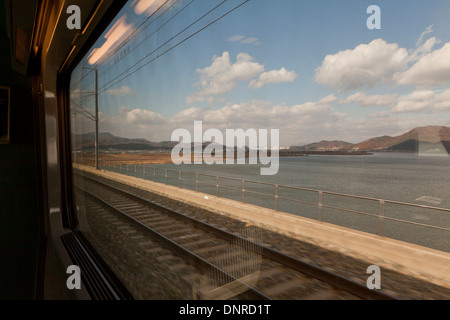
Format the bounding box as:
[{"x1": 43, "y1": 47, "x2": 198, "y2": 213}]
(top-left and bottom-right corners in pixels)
[
  {"x1": 228, "y1": 35, "x2": 260, "y2": 45},
  {"x1": 167, "y1": 107, "x2": 205, "y2": 124},
  {"x1": 241, "y1": 37, "x2": 259, "y2": 44},
  {"x1": 187, "y1": 52, "x2": 298, "y2": 104},
  {"x1": 396, "y1": 42, "x2": 450, "y2": 86},
  {"x1": 314, "y1": 39, "x2": 409, "y2": 91},
  {"x1": 88, "y1": 91, "x2": 450, "y2": 146},
  {"x1": 249, "y1": 67, "x2": 298, "y2": 89},
  {"x1": 227, "y1": 35, "x2": 245, "y2": 42},
  {"x1": 167, "y1": 94, "x2": 368, "y2": 144},
  {"x1": 315, "y1": 26, "x2": 450, "y2": 90},
  {"x1": 409, "y1": 36, "x2": 441, "y2": 62},
  {"x1": 318, "y1": 94, "x2": 338, "y2": 105},
  {"x1": 186, "y1": 52, "x2": 264, "y2": 104},
  {"x1": 107, "y1": 86, "x2": 133, "y2": 97},
  {"x1": 434, "y1": 89, "x2": 450, "y2": 111},
  {"x1": 411, "y1": 25, "x2": 440, "y2": 62},
  {"x1": 126, "y1": 108, "x2": 165, "y2": 125},
  {"x1": 340, "y1": 92, "x2": 398, "y2": 107},
  {"x1": 392, "y1": 89, "x2": 450, "y2": 113},
  {"x1": 392, "y1": 89, "x2": 435, "y2": 113},
  {"x1": 97, "y1": 94, "x2": 369, "y2": 145},
  {"x1": 416, "y1": 24, "x2": 434, "y2": 47}
]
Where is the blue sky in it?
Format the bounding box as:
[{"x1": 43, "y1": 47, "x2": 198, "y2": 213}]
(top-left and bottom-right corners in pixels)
[{"x1": 71, "y1": 0, "x2": 450, "y2": 146}]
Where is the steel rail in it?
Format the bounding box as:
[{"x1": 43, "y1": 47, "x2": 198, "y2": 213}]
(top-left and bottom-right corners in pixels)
[
  {"x1": 75, "y1": 183, "x2": 271, "y2": 300},
  {"x1": 75, "y1": 172, "x2": 397, "y2": 300}
]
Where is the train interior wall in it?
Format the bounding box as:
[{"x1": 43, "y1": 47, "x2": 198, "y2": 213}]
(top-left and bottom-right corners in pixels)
[{"x1": 0, "y1": 0, "x2": 42, "y2": 299}]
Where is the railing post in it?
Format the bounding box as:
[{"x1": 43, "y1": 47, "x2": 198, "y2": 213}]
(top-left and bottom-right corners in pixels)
[
  {"x1": 165, "y1": 169, "x2": 167, "y2": 184},
  {"x1": 179, "y1": 171, "x2": 181, "y2": 187},
  {"x1": 378, "y1": 200, "x2": 385, "y2": 236},
  {"x1": 275, "y1": 184, "x2": 279, "y2": 211},
  {"x1": 153, "y1": 167, "x2": 156, "y2": 180},
  {"x1": 216, "y1": 176, "x2": 219, "y2": 196},
  {"x1": 143, "y1": 166, "x2": 146, "y2": 179},
  {"x1": 195, "y1": 173, "x2": 199, "y2": 192},
  {"x1": 242, "y1": 180, "x2": 246, "y2": 203},
  {"x1": 318, "y1": 191, "x2": 323, "y2": 221},
  {"x1": 135, "y1": 164, "x2": 137, "y2": 176}
]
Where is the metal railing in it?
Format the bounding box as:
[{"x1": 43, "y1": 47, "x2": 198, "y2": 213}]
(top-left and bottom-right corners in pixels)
[{"x1": 76, "y1": 160, "x2": 450, "y2": 252}]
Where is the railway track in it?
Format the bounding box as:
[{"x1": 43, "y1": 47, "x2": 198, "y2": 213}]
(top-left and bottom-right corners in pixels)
[{"x1": 74, "y1": 173, "x2": 396, "y2": 300}]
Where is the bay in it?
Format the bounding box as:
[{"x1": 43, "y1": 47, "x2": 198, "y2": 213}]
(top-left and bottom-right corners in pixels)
[{"x1": 114, "y1": 152, "x2": 450, "y2": 252}]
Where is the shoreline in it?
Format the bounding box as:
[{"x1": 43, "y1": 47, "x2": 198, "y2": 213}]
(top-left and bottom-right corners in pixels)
[{"x1": 73, "y1": 150, "x2": 372, "y2": 165}]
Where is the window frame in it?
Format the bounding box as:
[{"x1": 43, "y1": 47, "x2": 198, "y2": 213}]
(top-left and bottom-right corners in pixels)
[{"x1": 58, "y1": 0, "x2": 129, "y2": 230}]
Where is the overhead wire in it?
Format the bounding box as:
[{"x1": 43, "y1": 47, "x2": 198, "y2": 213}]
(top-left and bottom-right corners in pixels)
[
  {"x1": 97, "y1": 0, "x2": 229, "y2": 95},
  {"x1": 70, "y1": 0, "x2": 178, "y2": 90},
  {"x1": 72, "y1": 104, "x2": 96, "y2": 121},
  {"x1": 88, "y1": 0, "x2": 195, "y2": 87},
  {"x1": 70, "y1": 0, "x2": 251, "y2": 110},
  {"x1": 93, "y1": 0, "x2": 176, "y2": 66}
]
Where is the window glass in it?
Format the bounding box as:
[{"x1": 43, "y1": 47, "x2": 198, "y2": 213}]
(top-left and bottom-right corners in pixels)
[{"x1": 70, "y1": 0, "x2": 450, "y2": 300}]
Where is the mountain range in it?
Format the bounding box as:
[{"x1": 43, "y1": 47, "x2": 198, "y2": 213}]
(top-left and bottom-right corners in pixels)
[
  {"x1": 291, "y1": 126, "x2": 450, "y2": 153},
  {"x1": 72, "y1": 132, "x2": 178, "y2": 151},
  {"x1": 73, "y1": 125, "x2": 450, "y2": 154},
  {"x1": 72, "y1": 132, "x2": 244, "y2": 152}
]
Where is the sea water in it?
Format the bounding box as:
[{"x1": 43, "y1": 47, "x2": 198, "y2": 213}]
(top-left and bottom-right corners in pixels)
[{"x1": 115, "y1": 152, "x2": 450, "y2": 252}]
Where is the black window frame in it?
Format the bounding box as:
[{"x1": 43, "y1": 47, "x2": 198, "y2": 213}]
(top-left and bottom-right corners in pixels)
[{"x1": 57, "y1": 0, "x2": 129, "y2": 230}]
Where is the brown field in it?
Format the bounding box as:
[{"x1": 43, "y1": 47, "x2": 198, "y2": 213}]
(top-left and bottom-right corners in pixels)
[
  {"x1": 74, "y1": 152, "x2": 177, "y2": 165},
  {"x1": 73, "y1": 152, "x2": 239, "y2": 165},
  {"x1": 73, "y1": 150, "x2": 363, "y2": 166}
]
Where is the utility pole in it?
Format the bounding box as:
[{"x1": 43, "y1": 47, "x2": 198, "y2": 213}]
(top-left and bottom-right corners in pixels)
[
  {"x1": 81, "y1": 67, "x2": 99, "y2": 169},
  {"x1": 94, "y1": 68, "x2": 98, "y2": 170}
]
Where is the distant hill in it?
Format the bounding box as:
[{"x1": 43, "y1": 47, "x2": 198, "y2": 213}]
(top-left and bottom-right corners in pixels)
[
  {"x1": 72, "y1": 132, "x2": 243, "y2": 153},
  {"x1": 75, "y1": 126, "x2": 450, "y2": 154},
  {"x1": 291, "y1": 126, "x2": 450, "y2": 153},
  {"x1": 356, "y1": 126, "x2": 450, "y2": 152},
  {"x1": 72, "y1": 132, "x2": 178, "y2": 151},
  {"x1": 290, "y1": 140, "x2": 355, "y2": 151}
]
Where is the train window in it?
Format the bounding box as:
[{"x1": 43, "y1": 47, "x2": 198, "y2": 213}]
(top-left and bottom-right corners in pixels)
[{"x1": 69, "y1": 1, "x2": 450, "y2": 300}]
